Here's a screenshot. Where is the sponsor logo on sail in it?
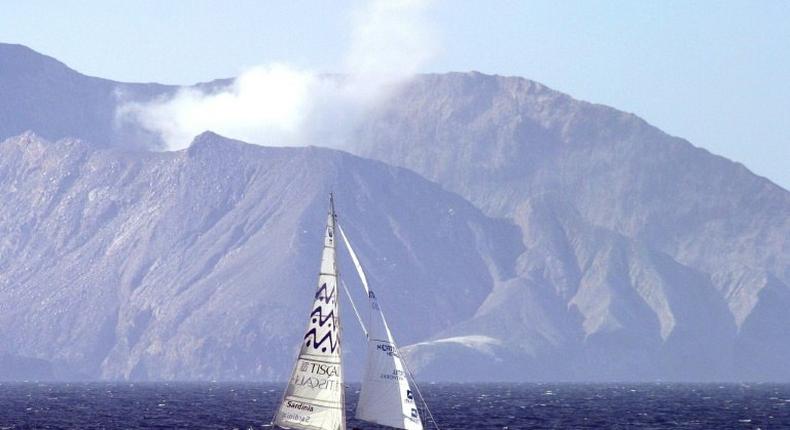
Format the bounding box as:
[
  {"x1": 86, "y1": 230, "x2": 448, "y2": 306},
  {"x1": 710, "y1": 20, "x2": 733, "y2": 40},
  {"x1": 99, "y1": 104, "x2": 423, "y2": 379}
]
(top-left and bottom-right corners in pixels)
[
  {"x1": 300, "y1": 362, "x2": 339, "y2": 377},
  {"x1": 380, "y1": 369, "x2": 405, "y2": 381},
  {"x1": 293, "y1": 374, "x2": 341, "y2": 391},
  {"x1": 286, "y1": 401, "x2": 315, "y2": 412},
  {"x1": 376, "y1": 343, "x2": 399, "y2": 357},
  {"x1": 280, "y1": 411, "x2": 311, "y2": 424}
]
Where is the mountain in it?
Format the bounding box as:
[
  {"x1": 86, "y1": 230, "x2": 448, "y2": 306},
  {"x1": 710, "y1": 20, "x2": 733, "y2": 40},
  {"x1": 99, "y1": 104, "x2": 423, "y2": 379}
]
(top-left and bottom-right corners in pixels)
[
  {"x1": 0, "y1": 43, "x2": 176, "y2": 151},
  {"x1": 0, "y1": 43, "x2": 788, "y2": 381},
  {"x1": 0, "y1": 131, "x2": 518, "y2": 380},
  {"x1": 352, "y1": 72, "x2": 790, "y2": 380}
]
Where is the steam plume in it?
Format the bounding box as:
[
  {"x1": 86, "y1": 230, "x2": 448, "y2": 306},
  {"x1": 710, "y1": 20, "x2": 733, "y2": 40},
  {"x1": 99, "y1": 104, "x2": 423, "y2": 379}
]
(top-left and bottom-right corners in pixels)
[{"x1": 117, "y1": 0, "x2": 438, "y2": 151}]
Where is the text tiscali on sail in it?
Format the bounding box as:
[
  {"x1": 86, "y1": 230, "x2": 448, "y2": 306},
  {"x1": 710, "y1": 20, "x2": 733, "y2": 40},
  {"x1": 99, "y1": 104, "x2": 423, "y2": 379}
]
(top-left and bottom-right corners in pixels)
[{"x1": 272, "y1": 193, "x2": 438, "y2": 430}]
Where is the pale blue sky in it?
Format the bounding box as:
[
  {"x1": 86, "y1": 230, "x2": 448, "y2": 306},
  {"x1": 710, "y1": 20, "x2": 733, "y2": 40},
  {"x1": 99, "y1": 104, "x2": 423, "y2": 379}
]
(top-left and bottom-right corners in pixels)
[{"x1": 1, "y1": 0, "x2": 788, "y2": 188}]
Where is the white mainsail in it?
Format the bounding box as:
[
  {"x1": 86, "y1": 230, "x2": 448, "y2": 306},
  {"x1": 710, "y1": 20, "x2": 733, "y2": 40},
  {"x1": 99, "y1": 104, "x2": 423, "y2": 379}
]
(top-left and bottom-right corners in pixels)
[
  {"x1": 274, "y1": 196, "x2": 345, "y2": 430},
  {"x1": 338, "y1": 225, "x2": 424, "y2": 430}
]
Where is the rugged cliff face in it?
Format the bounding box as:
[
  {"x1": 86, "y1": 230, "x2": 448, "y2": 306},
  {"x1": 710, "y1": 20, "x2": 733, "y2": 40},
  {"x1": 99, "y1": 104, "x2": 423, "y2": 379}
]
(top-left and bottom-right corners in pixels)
[
  {"x1": 0, "y1": 132, "x2": 518, "y2": 380},
  {"x1": 0, "y1": 43, "x2": 174, "y2": 151},
  {"x1": 352, "y1": 72, "x2": 790, "y2": 380},
  {"x1": 0, "y1": 44, "x2": 788, "y2": 381}
]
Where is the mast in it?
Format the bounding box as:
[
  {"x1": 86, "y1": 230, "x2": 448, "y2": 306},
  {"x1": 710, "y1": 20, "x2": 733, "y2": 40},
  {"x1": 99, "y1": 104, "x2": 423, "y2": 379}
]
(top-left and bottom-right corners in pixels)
[{"x1": 273, "y1": 193, "x2": 345, "y2": 430}]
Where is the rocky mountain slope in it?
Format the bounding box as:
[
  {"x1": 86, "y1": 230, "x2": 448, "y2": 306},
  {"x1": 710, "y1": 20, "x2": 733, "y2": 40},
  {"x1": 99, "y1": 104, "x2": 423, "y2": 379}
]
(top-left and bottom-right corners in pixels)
[
  {"x1": 0, "y1": 43, "x2": 175, "y2": 151},
  {"x1": 0, "y1": 131, "x2": 518, "y2": 380},
  {"x1": 352, "y1": 72, "x2": 790, "y2": 381},
  {"x1": 0, "y1": 43, "x2": 787, "y2": 381}
]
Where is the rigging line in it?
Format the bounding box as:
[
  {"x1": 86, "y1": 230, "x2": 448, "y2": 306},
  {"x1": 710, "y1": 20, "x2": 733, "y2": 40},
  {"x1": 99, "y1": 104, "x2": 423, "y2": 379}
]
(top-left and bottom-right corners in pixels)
[
  {"x1": 337, "y1": 223, "x2": 371, "y2": 295},
  {"x1": 341, "y1": 279, "x2": 368, "y2": 339}
]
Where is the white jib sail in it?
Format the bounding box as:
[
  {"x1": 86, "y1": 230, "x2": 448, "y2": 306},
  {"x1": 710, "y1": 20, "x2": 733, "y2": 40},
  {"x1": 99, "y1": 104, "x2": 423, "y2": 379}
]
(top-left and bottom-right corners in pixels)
[
  {"x1": 338, "y1": 225, "x2": 423, "y2": 430},
  {"x1": 274, "y1": 200, "x2": 345, "y2": 430}
]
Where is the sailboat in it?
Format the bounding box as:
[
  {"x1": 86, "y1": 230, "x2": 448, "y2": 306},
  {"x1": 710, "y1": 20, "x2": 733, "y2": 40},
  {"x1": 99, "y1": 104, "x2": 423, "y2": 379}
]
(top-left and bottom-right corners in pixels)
[{"x1": 272, "y1": 194, "x2": 437, "y2": 430}]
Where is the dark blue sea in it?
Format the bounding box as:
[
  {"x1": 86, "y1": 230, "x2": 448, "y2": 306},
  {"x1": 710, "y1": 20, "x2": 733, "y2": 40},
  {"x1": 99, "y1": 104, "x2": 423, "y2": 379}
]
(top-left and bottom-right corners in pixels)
[{"x1": 0, "y1": 383, "x2": 788, "y2": 429}]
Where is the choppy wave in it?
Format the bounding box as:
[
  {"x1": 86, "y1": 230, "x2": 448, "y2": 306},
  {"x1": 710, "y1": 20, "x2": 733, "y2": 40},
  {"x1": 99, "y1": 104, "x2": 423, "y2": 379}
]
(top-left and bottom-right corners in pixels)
[{"x1": 0, "y1": 382, "x2": 788, "y2": 429}]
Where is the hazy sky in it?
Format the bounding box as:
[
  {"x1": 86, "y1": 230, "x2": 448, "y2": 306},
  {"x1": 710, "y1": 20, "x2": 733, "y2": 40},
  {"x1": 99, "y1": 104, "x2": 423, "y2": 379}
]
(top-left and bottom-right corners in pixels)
[{"x1": 1, "y1": 0, "x2": 788, "y2": 188}]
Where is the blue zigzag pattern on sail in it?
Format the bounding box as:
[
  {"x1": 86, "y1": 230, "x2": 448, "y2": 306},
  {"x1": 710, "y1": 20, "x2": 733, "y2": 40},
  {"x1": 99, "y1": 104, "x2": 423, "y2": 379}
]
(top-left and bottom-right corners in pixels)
[
  {"x1": 303, "y1": 324, "x2": 338, "y2": 353},
  {"x1": 315, "y1": 283, "x2": 335, "y2": 304},
  {"x1": 302, "y1": 283, "x2": 339, "y2": 353},
  {"x1": 310, "y1": 306, "x2": 335, "y2": 327}
]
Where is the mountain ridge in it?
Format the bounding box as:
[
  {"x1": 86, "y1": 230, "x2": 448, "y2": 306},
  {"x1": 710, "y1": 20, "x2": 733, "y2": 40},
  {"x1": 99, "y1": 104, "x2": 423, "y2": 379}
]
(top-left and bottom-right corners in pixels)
[
  {"x1": 0, "y1": 43, "x2": 788, "y2": 381},
  {"x1": 349, "y1": 70, "x2": 788, "y2": 380},
  {"x1": 0, "y1": 130, "x2": 520, "y2": 380}
]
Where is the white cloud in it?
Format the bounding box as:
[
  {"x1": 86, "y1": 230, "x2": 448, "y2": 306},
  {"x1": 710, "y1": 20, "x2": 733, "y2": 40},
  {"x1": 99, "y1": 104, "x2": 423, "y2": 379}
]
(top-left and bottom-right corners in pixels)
[{"x1": 117, "y1": 0, "x2": 438, "y2": 151}]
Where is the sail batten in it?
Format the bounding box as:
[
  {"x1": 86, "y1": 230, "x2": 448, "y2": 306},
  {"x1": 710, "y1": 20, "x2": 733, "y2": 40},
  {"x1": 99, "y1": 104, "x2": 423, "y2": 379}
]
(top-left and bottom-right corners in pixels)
[{"x1": 273, "y1": 196, "x2": 345, "y2": 430}]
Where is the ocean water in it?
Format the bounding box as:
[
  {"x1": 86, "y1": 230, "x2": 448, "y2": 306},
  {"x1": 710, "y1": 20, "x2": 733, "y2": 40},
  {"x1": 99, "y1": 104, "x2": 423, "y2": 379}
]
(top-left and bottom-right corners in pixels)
[{"x1": 0, "y1": 383, "x2": 788, "y2": 429}]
